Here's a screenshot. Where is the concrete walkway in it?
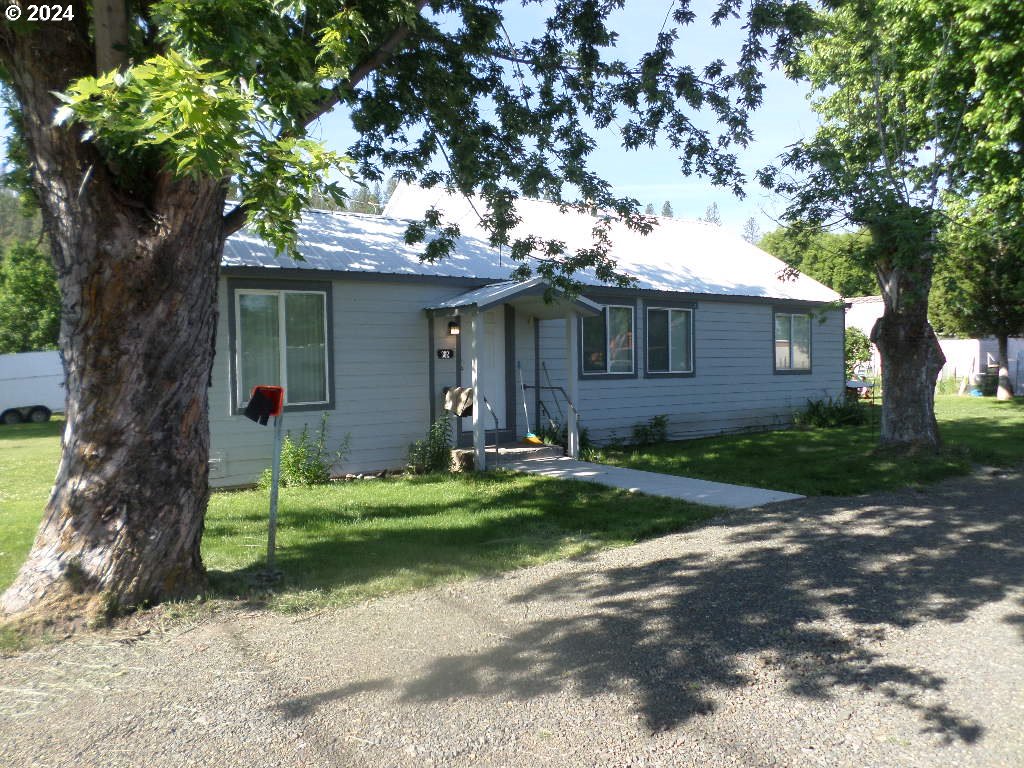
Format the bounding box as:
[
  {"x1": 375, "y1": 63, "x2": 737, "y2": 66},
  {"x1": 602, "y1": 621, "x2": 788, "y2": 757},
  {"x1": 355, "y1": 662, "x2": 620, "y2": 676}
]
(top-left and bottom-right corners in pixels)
[{"x1": 502, "y1": 455, "x2": 804, "y2": 509}]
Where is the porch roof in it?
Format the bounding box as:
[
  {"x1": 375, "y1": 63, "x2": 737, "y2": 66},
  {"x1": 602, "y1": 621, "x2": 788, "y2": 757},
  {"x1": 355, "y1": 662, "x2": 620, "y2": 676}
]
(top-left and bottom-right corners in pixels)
[{"x1": 426, "y1": 277, "x2": 602, "y2": 319}]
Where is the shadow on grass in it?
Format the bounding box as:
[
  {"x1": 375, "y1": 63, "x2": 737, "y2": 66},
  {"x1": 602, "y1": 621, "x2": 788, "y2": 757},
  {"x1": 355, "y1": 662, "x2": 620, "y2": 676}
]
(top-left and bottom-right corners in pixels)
[
  {"x1": 205, "y1": 474, "x2": 720, "y2": 602},
  {"x1": 374, "y1": 472, "x2": 1023, "y2": 743},
  {"x1": 0, "y1": 418, "x2": 64, "y2": 442}
]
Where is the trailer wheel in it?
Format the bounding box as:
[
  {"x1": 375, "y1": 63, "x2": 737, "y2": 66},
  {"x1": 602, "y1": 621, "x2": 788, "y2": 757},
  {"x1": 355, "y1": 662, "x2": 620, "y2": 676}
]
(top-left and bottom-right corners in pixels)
[
  {"x1": 1, "y1": 409, "x2": 23, "y2": 425},
  {"x1": 28, "y1": 407, "x2": 52, "y2": 423}
]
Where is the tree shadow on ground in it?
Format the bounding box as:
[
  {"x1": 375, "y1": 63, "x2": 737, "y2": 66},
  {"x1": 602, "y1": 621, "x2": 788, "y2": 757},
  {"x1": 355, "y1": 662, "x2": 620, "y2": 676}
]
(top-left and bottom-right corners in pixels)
[
  {"x1": 390, "y1": 472, "x2": 1024, "y2": 743},
  {"x1": 204, "y1": 474, "x2": 717, "y2": 599}
]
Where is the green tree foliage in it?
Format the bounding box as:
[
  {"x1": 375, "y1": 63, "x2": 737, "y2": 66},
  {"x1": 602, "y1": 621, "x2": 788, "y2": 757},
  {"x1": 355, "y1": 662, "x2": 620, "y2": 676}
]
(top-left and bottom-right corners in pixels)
[
  {"x1": 931, "y1": 197, "x2": 1024, "y2": 397},
  {"x1": 660, "y1": 201, "x2": 674, "y2": 218},
  {"x1": 763, "y1": 0, "x2": 1024, "y2": 448},
  {"x1": 701, "y1": 202, "x2": 721, "y2": 224},
  {"x1": 844, "y1": 327, "x2": 872, "y2": 379},
  {"x1": 0, "y1": 242, "x2": 60, "y2": 353},
  {"x1": 759, "y1": 225, "x2": 875, "y2": 296}
]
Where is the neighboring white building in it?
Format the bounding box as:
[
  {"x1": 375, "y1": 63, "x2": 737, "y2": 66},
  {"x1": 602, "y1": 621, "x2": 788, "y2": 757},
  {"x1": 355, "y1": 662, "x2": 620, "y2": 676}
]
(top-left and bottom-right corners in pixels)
[
  {"x1": 844, "y1": 295, "x2": 1023, "y2": 386},
  {"x1": 209, "y1": 189, "x2": 845, "y2": 486}
]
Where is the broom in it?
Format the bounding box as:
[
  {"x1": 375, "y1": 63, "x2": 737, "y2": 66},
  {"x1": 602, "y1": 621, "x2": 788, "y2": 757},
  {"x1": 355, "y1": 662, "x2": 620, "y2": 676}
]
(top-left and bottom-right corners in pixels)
[{"x1": 517, "y1": 361, "x2": 544, "y2": 444}]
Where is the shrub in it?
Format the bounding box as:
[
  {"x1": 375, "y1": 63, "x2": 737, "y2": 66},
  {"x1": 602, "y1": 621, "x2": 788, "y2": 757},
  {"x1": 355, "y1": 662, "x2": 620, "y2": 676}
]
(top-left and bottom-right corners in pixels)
[
  {"x1": 845, "y1": 327, "x2": 872, "y2": 379},
  {"x1": 632, "y1": 415, "x2": 669, "y2": 446},
  {"x1": 258, "y1": 414, "x2": 350, "y2": 488},
  {"x1": 408, "y1": 416, "x2": 453, "y2": 474},
  {"x1": 793, "y1": 397, "x2": 869, "y2": 428},
  {"x1": 533, "y1": 420, "x2": 590, "y2": 451}
]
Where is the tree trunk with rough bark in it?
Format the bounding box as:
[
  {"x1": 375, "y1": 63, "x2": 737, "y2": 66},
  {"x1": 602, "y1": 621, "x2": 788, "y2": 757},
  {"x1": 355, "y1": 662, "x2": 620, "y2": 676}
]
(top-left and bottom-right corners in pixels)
[
  {"x1": 871, "y1": 264, "x2": 946, "y2": 450},
  {"x1": 995, "y1": 334, "x2": 1014, "y2": 401},
  {"x1": 0, "y1": 24, "x2": 226, "y2": 622}
]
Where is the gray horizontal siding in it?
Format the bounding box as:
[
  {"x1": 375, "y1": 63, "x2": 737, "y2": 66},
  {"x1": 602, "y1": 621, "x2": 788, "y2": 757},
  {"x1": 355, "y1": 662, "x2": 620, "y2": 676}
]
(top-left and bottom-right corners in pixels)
[
  {"x1": 209, "y1": 277, "x2": 471, "y2": 487},
  {"x1": 538, "y1": 300, "x2": 844, "y2": 444}
]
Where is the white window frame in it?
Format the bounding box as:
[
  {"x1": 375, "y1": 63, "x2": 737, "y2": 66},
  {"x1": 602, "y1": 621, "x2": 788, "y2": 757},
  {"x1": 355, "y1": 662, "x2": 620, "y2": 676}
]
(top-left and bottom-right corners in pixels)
[
  {"x1": 581, "y1": 304, "x2": 635, "y2": 375},
  {"x1": 645, "y1": 306, "x2": 694, "y2": 374},
  {"x1": 234, "y1": 288, "x2": 331, "y2": 406},
  {"x1": 773, "y1": 311, "x2": 812, "y2": 372}
]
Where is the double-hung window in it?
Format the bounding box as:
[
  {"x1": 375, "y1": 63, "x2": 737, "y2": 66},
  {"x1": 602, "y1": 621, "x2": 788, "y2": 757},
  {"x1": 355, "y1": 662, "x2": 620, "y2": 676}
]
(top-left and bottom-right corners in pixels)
[
  {"x1": 774, "y1": 311, "x2": 811, "y2": 372},
  {"x1": 234, "y1": 287, "x2": 331, "y2": 407},
  {"x1": 646, "y1": 307, "x2": 694, "y2": 374},
  {"x1": 581, "y1": 305, "x2": 634, "y2": 374}
]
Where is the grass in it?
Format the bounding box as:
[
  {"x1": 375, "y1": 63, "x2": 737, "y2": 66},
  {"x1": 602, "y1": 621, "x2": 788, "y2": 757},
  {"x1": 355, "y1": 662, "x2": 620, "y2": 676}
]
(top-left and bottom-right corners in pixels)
[
  {"x1": 204, "y1": 473, "x2": 716, "y2": 611},
  {"x1": 0, "y1": 418, "x2": 715, "y2": 610},
  {"x1": 1, "y1": 395, "x2": 1021, "y2": 613},
  {"x1": 597, "y1": 395, "x2": 1024, "y2": 496},
  {"x1": 0, "y1": 417, "x2": 63, "y2": 590}
]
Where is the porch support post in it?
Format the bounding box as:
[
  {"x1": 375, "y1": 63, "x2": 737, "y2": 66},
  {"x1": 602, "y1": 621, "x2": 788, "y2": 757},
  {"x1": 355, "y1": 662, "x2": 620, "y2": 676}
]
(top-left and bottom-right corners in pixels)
[
  {"x1": 564, "y1": 311, "x2": 580, "y2": 459},
  {"x1": 470, "y1": 308, "x2": 486, "y2": 470}
]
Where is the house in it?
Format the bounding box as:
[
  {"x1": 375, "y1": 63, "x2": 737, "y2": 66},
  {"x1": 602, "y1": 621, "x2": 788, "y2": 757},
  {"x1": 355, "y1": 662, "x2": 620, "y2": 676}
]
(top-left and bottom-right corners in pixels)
[
  {"x1": 845, "y1": 295, "x2": 1023, "y2": 387},
  {"x1": 209, "y1": 187, "x2": 844, "y2": 487}
]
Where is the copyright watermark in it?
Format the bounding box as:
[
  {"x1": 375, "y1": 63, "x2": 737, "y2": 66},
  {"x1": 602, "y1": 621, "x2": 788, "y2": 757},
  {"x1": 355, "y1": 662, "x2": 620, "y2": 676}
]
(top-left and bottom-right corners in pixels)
[{"x1": 4, "y1": 3, "x2": 75, "y2": 22}]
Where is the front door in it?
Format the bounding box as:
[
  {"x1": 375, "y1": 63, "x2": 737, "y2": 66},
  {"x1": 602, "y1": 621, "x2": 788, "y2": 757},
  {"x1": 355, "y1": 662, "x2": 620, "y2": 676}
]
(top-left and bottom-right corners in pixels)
[{"x1": 479, "y1": 307, "x2": 507, "y2": 429}]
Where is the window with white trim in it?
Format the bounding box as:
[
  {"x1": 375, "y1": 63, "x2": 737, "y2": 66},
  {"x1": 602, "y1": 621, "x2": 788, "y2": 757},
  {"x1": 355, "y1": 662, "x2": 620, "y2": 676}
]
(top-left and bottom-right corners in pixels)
[
  {"x1": 581, "y1": 305, "x2": 634, "y2": 374},
  {"x1": 774, "y1": 312, "x2": 811, "y2": 371},
  {"x1": 235, "y1": 289, "x2": 330, "y2": 405},
  {"x1": 646, "y1": 307, "x2": 693, "y2": 374}
]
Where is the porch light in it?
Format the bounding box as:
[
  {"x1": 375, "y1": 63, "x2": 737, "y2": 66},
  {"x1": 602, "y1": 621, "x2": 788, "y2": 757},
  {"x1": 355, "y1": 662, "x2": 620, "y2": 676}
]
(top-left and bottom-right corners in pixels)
[{"x1": 448, "y1": 320, "x2": 461, "y2": 336}]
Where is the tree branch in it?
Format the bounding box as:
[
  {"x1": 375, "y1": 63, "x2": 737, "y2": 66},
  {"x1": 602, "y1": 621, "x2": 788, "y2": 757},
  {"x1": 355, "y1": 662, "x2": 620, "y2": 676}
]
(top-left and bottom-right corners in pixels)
[
  {"x1": 93, "y1": 0, "x2": 130, "y2": 73},
  {"x1": 223, "y1": 0, "x2": 430, "y2": 236}
]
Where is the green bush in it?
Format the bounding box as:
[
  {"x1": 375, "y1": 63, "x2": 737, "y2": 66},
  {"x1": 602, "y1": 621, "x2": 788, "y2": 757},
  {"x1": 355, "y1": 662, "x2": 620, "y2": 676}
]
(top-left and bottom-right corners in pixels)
[
  {"x1": 534, "y1": 420, "x2": 591, "y2": 451},
  {"x1": 844, "y1": 327, "x2": 872, "y2": 379},
  {"x1": 632, "y1": 415, "x2": 669, "y2": 446},
  {"x1": 793, "y1": 397, "x2": 869, "y2": 428},
  {"x1": 258, "y1": 414, "x2": 350, "y2": 488},
  {"x1": 408, "y1": 416, "x2": 453, "y2": 474}
]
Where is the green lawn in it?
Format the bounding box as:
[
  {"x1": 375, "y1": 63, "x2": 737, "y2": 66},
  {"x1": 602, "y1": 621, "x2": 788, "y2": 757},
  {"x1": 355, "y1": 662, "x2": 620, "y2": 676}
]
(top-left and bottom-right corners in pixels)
[
  {"x1": 598, "y1": 396, "x2": 1024, "y2": 496},
  {"x1": 0, "y1": 419, "x2": 714, "y2": 609},
  {"x1": 2, "y1": 395, "x2": 1021, "y2": 611},
  {"x1": 0, "y1": 418, "x2": 63, "y2": 594}
]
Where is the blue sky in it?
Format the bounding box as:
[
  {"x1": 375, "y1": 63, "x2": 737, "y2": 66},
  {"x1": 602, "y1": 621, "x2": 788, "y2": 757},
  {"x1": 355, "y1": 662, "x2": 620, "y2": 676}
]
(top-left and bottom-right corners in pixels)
[
  {"x1": 0, "y1": 1, "x2": 818, "y2": 239},
  {"x1": 310, "y1": 0, "x2": 821, "y2": 238}
]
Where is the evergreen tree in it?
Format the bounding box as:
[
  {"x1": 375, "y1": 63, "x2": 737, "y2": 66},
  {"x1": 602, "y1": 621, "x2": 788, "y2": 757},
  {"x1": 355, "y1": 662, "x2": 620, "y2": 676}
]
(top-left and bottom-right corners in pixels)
[
  {"x1": 644, "y1": 203, "x2": 655, "y2": 215},
  {"x1": 660, "y1": 201, "x2": 673, "y2": 217},
  {"x1": 701, "y1": 202, "x2": 721, "y2": 225},
  {"x1": 741, "y1": 217, "x2": 760, "y2": 244}
]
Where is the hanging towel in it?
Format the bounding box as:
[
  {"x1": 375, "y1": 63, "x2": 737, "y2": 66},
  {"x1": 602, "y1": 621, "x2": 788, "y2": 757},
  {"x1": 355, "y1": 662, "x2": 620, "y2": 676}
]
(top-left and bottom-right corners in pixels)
[{"x1": 442, "y1": 386, "x2": 474, "y2": 417}]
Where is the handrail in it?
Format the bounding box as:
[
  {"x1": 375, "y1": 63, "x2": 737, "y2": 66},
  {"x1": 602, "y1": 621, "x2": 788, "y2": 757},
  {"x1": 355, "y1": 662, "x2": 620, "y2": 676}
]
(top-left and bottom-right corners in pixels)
[{"x1": 481, "y1": 395, "x2": 501, "y2": 468}]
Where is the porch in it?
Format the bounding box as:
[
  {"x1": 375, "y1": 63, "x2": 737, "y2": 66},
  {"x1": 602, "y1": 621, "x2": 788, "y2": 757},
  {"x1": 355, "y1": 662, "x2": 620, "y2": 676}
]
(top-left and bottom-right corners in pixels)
[{"x1": 426, "y1": 277, "x2": 601, "y2": 469}]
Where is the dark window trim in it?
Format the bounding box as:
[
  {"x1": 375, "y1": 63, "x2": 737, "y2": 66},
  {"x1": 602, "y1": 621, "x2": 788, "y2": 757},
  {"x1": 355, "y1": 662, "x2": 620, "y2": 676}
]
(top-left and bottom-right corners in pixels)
[
  {"x1": 577, "y1": 300, "x2": 639, "y2": 380},
  {"x1": 227, "y1": 278, "x2": 336, "y2": 414},
  {"x1": 643, "y1": 300, "x2": 697, "y2": 378},
  {"x1": 772, "y1": 308, "x2": 813, "y2": 375}
]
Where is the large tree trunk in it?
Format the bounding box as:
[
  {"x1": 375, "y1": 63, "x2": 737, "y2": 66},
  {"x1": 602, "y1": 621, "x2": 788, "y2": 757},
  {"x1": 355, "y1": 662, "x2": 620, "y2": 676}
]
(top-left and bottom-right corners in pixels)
[
  {"x1": 995, "y1": 334, "x2": 1014, "y2": 401},
  {"x1": 871, "y1": 266, "x2": 946, "y2": 450},
  {"x1": 0, "y1": 24, "x2": 226, "y2": 622},
  {"x1": 0, "y1": 185, "x2": 225, "y2": 621}
]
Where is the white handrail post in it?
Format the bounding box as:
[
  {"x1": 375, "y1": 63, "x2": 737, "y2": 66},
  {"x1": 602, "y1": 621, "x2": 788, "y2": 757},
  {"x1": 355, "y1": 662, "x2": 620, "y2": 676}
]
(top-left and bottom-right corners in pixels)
[
  {"x1": 470, "y1": 309, "x2": 486, "y2": 470},
  {"x1": 565, "y1": 311, "x2": 580, "y2": 459}
]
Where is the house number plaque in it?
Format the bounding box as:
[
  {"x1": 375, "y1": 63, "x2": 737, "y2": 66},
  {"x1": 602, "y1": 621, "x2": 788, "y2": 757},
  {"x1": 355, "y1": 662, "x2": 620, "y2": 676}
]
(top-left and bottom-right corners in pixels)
[{"x1": 437, "y1": 349, "x2": 454, "y2": 360}]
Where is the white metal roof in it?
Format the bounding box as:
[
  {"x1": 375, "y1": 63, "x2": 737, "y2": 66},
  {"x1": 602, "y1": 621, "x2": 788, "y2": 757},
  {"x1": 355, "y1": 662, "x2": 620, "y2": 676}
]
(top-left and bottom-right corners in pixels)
[
  {"x1": 428, "y1": 277, "x2": 603, "y2": 317},
  {"x1": 221, "y1": 188, "x2": 841, "y2": 303}
]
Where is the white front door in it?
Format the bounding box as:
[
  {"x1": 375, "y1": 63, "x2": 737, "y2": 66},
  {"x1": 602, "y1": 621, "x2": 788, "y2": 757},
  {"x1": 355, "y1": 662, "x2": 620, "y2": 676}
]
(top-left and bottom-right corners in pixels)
[{"x1": 480, "y1": 307, "x2": 507, "y2": 429}]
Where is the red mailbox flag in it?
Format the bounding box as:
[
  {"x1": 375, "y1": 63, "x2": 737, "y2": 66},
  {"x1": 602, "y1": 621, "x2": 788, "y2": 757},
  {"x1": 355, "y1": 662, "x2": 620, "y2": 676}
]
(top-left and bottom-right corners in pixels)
[{"x1": 245, "y1": 385, "x2": 285, "y2": 425}]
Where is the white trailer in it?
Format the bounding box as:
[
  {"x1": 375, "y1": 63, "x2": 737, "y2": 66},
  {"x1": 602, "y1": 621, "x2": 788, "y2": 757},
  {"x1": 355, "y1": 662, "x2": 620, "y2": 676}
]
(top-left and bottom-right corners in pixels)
[{"x1": 0, "y1": 350, "x2": 65, "y2": 425}]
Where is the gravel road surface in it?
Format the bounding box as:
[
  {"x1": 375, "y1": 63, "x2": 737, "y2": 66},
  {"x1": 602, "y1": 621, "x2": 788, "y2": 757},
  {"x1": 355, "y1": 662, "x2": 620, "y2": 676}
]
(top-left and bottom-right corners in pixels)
[{"x1": 2, "y1": 469, "x2": 1023, "y2": 767}]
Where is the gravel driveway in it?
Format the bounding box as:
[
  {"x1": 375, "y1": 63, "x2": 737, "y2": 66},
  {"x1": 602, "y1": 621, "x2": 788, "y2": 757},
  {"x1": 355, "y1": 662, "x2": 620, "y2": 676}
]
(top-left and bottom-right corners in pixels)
[{"x1": 2, "y1": 469, "x2": 1023, "y2": 768}]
